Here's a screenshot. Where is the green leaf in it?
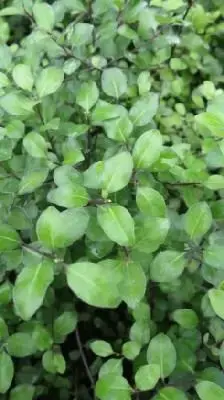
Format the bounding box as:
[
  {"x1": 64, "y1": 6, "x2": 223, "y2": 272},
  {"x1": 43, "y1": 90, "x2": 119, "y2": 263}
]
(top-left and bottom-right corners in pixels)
[
  {"x1": 83, "y1": 161, "x2": 104, "y2": 189},
  {"x1": 101, "y1": 68, "x2": 127, "y2": 99},
  {"x1": 147, "y1": 333, "x2": 176, "y2": 379},
  {"x1": 42, "y1": 349, "x2": 65, "y2": 374},
  {"x1": 184, "y1": 202, "x2": 212, "y2": 241},
  {"x1": 99, "y1": 359, "x2": 123, "y2": 378},
  {"x1": 0, "y1": 351, "x2": 14, "y2": 394},
  {"x1": 33, "y1": 325, "x2": 53, "y2": 351},
  {"x1": 12, "y1": 64, "x2": 33, "y2": 92},
  {"x1": 120, "y1": 261, "x2": 146, "y2": 308},
  {"x1": 76, "y1": 81, "x2": 99, "y2": 112},
  {"x1": 13, "y1": 259, "x2": 54, "y2": 321},
  {"x1": 104, "y1": 115, "x2": 133, "y2": 142},
  {"x1": 19, "y1": 168, "x2": 49, "y2": 194},
  {"x1": 36, "y1": 67, "x2": 64, "y2": 98},
  {"x1": 66, "y1": 261, "x2": 122, "y2": 308},
  {"x1": 47, "y1": 183, "x2": 89, "y2": 208},
  {"x1": 33, "y1": 2, "x2": 55, "y2": 32},
  {"x1": 153, "y1": 387, "x2": 188, "y2": 400},
  {"x1": 97, "y1": 205, "x2": 135, "y2": 247},
  {"x1": 53, "y1": 311, "x2": 77, "y2": 343},
  {"x1": 0, "y1": 71, "x2": 10, "y2": 88},
  {"x1": 195, "y1": 381, "x2": 224, "y2": 400},
  {"x1": 0, "y1": 317, "x2": 9, "y2": 340},
  {"x1": 36, "y1": 206, "x2": 89, "y2": 249},
  {"x1": 102, "y1": 151, "x2": 133, "y2": 194},
  {"x1": 62, "y1": 137, "x2": 84, "y2": 165},
  {"x1": 204, "y1": 175, "x2": 224, "y2": 190},
  {"x1": 150, "y1": 251, "x2": 186, "y2": 283},
  {"x1": 133, "y1": 130, "x2": 163, "y2": 169},
  {"x1": 129, "y1": 93, "x2": 159, "y2": 126},
  {"x1": 71, "y1": 23, "x2": 94, "y2": 46},
  {"x1": 136, "y1": 186, "x2": 166, "y2": 217},
  {"x1": 135, "y1": 364, "x2": 160, "y2": 391},
  {"x1": 203, "y1": 244, "x2": 224, "y2": 269},
  {"x1": 137, "y1": 71, "x2": 151, "y2": 95},
  {"x1": 195, "y1": 112, "x2": 224, "y2": 137},
  {"x1": 7, "y1": 333, "x2": 36, "y2": 357},
  {"x1": 122, "y1": 341, "x2": 141, "y2": 360},
  {"x1": 134, "y1": 216, "x2": 169, "y2": 254},
  {"x1": 208, "y1": 289, "x2": 224, "y2": 320},
  {"x1": 96, "y1": 374, "x2": 131, "y2": 400},
  {"x1": 9, "y1": 384, "x2": 34, "y2": 400},
  {"x1": 0, "y1": 224, "x2": 21, "y2": 251},
  {"x1": 23, "y1": 132, "x2": 47, "y2": 158},
  {"x1": 0, "y1": 281, "x2": 12, "y2": 305},
  {"x1": 171, "y1": 309, "x2": 199, "y2": 329},
  {"x1": 90, "y1": 340, "x2": 114, "y2": 357},
  {"x1": 130, "y1": 321, "x2": 150, "y2": 345},
  {"x1": 91, "y1": 100, "x2": 125, "y2": 124},
  {"x1": 0, "y1": 93, "x2": 35, "y2": 116}
]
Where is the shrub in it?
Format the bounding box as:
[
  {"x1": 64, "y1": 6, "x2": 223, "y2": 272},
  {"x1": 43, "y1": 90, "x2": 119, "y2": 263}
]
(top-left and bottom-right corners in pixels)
[{"x1": 0, "y1": 0, "x2": 224, "y2": 399}]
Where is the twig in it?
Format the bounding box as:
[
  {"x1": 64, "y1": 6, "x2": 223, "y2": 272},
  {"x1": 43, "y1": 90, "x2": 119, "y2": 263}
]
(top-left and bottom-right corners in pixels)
[
  {"x1": 75, "y1": 328, "x2": 95, "y2": 389},
  {"x1": 163, "y1": 181, "x2": 201, "y2": 187},
  {"x1": 22, "y1": 243, "x2": 57, "y2": 261},
  {"x1": 170, "y1": 0, "x2": 194, "y2": 59}
]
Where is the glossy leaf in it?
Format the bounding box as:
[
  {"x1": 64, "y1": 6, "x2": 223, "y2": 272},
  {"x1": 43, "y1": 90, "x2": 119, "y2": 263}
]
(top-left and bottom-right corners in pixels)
[
  {"x1": 96, "y1": 374, "x2": 131, "y2": 400},
  {"x1": 90, "y1": 340, "x2": 114, "y2": 357},
  {"x1": 120, "y1": 261, "x2": 146, "y2": 308},
  {"x1": 135, "y1": 364, "x2": 160, "y2": 391},
  {"x1": 0, "y1": 351, "x2": 14, "y2": 394},
  {"x1": 36, "y1": 67, "x2": 64, "y2": 98},
  {"x1": 133, "y1": 130, "x2": 163, "y2": 169},
  {"x1": 147, "y1": 334, "x2": 176, "y2": 379},
  {"x1": 101, "y1": 68, "x2": 127, "y2": 98},
  {"x1": 195, "y1": 381, "x2": 224, "y2": 400},
  {"x1": 130, "y1": 93, "x2": 159, "y2": 126},
  {"x1": 208, "y1": 289, "x2": 224, "y2": 320},
  {"x1": 12, "y1": 64, "x2": 33, "y2": 92},
  {"x1": 136, "y1": 186, "x2": 166, "y2": 217},
  {"x1": 76, "y1": 81, "x2": 99, "y2": 112},
  {"x1": 184, "y1": 202, "x2": 212, "y2": 241},
  {"x1": 150, "y1": 251, "x2": 186, "y2": 283}
]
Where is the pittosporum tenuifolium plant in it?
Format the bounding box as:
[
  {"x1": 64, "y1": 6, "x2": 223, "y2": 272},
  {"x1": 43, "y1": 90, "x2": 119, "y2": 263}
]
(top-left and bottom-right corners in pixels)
[{"x1": 0, "y1": 0, "x2": 224, "y2": 399}]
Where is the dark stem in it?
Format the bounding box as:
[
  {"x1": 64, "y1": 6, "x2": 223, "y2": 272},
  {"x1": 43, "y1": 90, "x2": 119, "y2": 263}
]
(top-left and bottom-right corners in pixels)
[
  {"x1": 170, "y1": 0, "x2": 194, "y2": 59},
  {"x1": 75, "y1": 328, "x2": 95, "y2": 389},
  {"x1": 22, "y1": 243, "x2": 56, "y2": 261}
]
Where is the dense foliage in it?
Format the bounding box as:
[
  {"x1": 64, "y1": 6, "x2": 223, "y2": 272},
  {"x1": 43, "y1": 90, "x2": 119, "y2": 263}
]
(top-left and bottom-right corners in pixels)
[{"x1": 0, "y1": 0, "x2": 224, "y2": 399}]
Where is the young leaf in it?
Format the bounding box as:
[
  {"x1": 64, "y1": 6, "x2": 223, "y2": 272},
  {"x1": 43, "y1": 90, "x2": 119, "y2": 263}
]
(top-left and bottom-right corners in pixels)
[
  {"x1": 12, "y1": 64, "x2": 33, "y2": 92},
  {"x1": 9, "y1": 384, "x2": 34, "y2": 400},
  {"x1": 0, "y1": 224, "x2": 21, "y2": 251},
  {"x1": 76, "y1": 81, "x2": 99, "y2": 112},
  {"x1": 147, "y1": 333, "x2": 176, "y2": 379},
  {"x1": 133, "y1": 130, "x2": 163, "y2": 169},
  {"x1": 0, "y1": 351, "x2": 14, "y2": 394},
  {"x1": 19, "y1": 168, "x2": 49, "y2": 194},
  {"x1": 36, "y1": 67, "x2": 64, "y2": 98},
  {"x1": 122, "y1": 341, "x2": 141, "y2": 360},
  {"x1": 203, "y1": 244, "x2": 224, "y2": 269},
  {"x1": 102, "y1": 152, "x2": 133, "y2": 194},
  {"x1": 53, "y1": 311, "x2": 77, "y2": 343},
  {"x1": 97, "y1": 205, "x2": 135, "y2": 247},
  {"x1": 195, "y1": 381, "x2": 224, "y2": 400},
  {"x1": 13, "y1": 260, "x2": 54, "y2": 321},
  {"x1": 153, "y1": 387, "x2": 188, "y2": 400},
  {"x1": 23, "y1": 132, "x2": 47, "y2": 158},
  {"x1": 0, "y1": 93, "x2": 35, "y2": 116},
  {"x1": 96, "y1": 374, "x2": 131, "y2": 400},
  {"x1": 66, "y1": 261, "x2": 122, "y2": 308},
  {"x1": 33, "y1": 2, "x2": 55, "y2": 32},
  {"x1": 136, "y1": 186, "x2": 166, "y2": 217},
  {"x1": 101, "y1": 68, "x2": 127, "y2": 98},
  {"x1": 104, "y1": 115, "x2": 133, "y2": 142},
  {"x1": 171, "y1": 309, "x2": 199, "y2": 329},
  {"x1": 184, "y1": 202, "x2": 212, "y2": 241},
  {"x1": 99, "y1": 359, "x2": 123, "y2": 378},
  {"x1": 47, "y1": 183, "x2": 89, "y2": 208},
  {"x1": 135, "y1": 364, "x2": 160, "y2": 391},
  {"x1": 7, "y1": 333, "x2": 36, "y2": 357},
  {"x1": 120, "y1": 261, "x2": 146, "y2": 309},
  {"x1": 42, "y1": 349, "x2": 65, "y2": 374},
  {"x1": 150, "y1": 251, "x2": 186, "y2": 283},
  {"x1": 90, "y1": 340, "x2": 114, "y2": 357},
  {"x1": 71, "y1": 23, "x2": 94, "y2": 46},
  {"x1": 204, "y1": 175, "x2": 224, "y2": 190},
  {"x1": 208, "y1": 289, "x2": 224, "y2": 320},
  {"x1": 129, "y1": 93, "x2": 159, "y2": 126}
]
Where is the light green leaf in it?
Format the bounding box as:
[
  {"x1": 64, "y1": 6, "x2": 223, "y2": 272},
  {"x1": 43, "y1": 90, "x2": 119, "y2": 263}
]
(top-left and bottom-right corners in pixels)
[
  {"x1": 0, "y1": 224, "x2": 21, "y2": 251},
  {"x1": 0, "y1": 71, "x2": 10, "y2": 88},
  {"x1": 33, "y1": 3, "x2": 55, "y2": 32},
  {"x1": 171, "y1": 309, "x2": 199, "y2": 329},
  {"x1": 23, "y1": 132, "x2": 47, "y2": 158},
  {"x1": 36, "y1": 67, "x2": 64, "y2": 98},
  {"x1": 120, "y1": 261, "x2": 146, "y2": 308},
  {"x1": 83, "y1": 161, "x2": 104, "y2": 189},
  {"x1": 0, "y1": 351, "x2": 14, "y2": 394},
  {"x1": 12, "y1": 64, "x2": 33, "y2": 92},
  {"x1": 137, "y1": 71, "x2": 151, "y2": 95},
  {"x1": 122, "y1": 341, "x2": 141, "y2": 360},
  {"x1": 90, "y1": 340, "x2": 114, "y2": 357},
  {"x1": 134, "y1": 216, "x2": 169, "y2": 254},
  {"x1": 66, "y1": 261, "x2": 122, "y2": 308},
  {"x1": 208, "y1": 289, "x2": 224, "y2": 320},
  {"x1": 42, "y1": 350, "x2": 65, "y2": 374},
  {"x1": 47, "y1": 183, "x2": 89, "y2": 208},
  {"x1": 133, "y1": 130, "x2": 163, "y2": 169},
  {"x1": 118, "y1": 24, "x2": 138, "y2": 40},
  {"x1": 101, "y1": 68, "x2": 127, "y2": 98},
  {"x1": 147, "y1": 333, "x2": 176, "y2": 379},
  {"x1": 184, "y1": 202, "x2": 212, "y2": 241},
  {"x1": 92, "y1": 100, "x2": 126, "y2": 124},
  {"x1": 195, "y1": 381, "x2": 224, "y2": 400},
  {"x1": 13, "y1": 259, "x2": 54, "y2": 321},
  {"x1": 53, "y1": 311, "x2": 77, "y2": 343},
  {"x1": 19, "y1": 168, "x2": 49, "y2": 194},
  {"x1": 10, "y1": 384, "x2": 34, "y2": 400},
  {"x1": 102, "y1": 152, "x2": 133, "y2": 194},
  {"x1": 0, "y1": 7, "x2": 24, "y2": 16},
  {"x1": 130, "y1": 93, "x2": 159, "y2": 126},
  {"x1": 135, "y1": 364, "x2": 160, "y2": 391},
  {"x1": 76, "y1": 81, "x2": 99, "y2": 112},
  {"x1": 62, "y1": 137, "x2": 84, "y2": 165},
  {"x1": 0, "y1": 317, "x2": 9, "y2": 340},
  {"x1": 96, "y1": 374, "x2": 131, "y2": 400},
  {"x1": 153, "y1": 387, "x2": 188, "y2": 400},
  {"x1": 97, "y1": 205, "x2": 135, "y2": 247},
  {"x1": 104, "y1": 115, "x2": 133, "y2": 142},
  {"x1": 0, "y1": 93, "x2": 35, "y2": 116},
  {"x1": 7, "y1": 333, "x2": 36, "y2": 357},
  {"x1": 195, "y1": 112, "x2": 224, "y2": 137},
  {"x1": 99, "y1": 359, "x2": 123, "y2": 378},
  {"x1": 0, "y1": 281, "x2": 12, "y2": 305},
  {"x1": 150, "y1": 251, "x2": 186, "y2": 282},
  {"x1": 36, "y1": 206, "x2": 89, "y2": 249},
  {"x1": 203, "y1": 244, "x2": 224, "y2": 269},
  {"x1": 204, "y1": 175, "x2": 224, "y2": 190},
  {"x1": 32, "y1": 325, "x2": 53, "y2": 351},
  {"x1": 136, "y1": 186, "x2": 166, "y2": 217},
  {"x1": 130, "y1": 321, "x2": 150, "y2": 345},
  {"x1": 71, "y1": 23, "x2": 94, "y2": 46}
]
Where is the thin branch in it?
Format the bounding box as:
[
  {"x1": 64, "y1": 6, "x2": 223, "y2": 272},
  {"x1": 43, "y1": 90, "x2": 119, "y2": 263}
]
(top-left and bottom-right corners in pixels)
[
  {"x1": 75, "y1": 327, "x2": 95, "y2": 388},
  {"x1": 170, "y1": 0, "x2": 194, "y2": 59},
  {"x1": 22, "y1": 243, "x2": 57, "y2": 261}
]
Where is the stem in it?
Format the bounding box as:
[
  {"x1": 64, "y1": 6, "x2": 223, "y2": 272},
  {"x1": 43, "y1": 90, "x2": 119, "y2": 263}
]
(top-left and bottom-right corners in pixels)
[
  {"x1": 75, "y1": 328, "x2": 95, "y2": 388},
  {"x1": 170, "y1": 0, "x2": 194, "y2": 59},
  {"x1": 22, "y1": 243, "x2": 56, "y2": 261}
]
